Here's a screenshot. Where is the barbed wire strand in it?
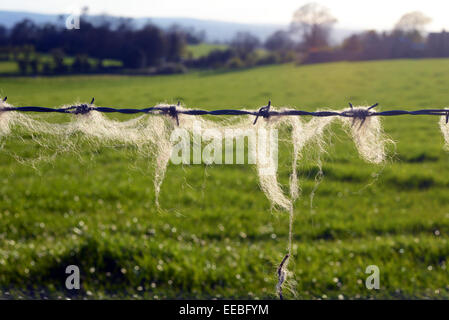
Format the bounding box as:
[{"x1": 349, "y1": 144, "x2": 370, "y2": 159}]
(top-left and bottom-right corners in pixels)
[{"x1": 1, "y1": 98, "x2": 449, "y2": 125}]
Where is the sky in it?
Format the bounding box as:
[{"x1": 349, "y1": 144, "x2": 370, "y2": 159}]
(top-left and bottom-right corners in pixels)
[{"x1": 1, "y1": 0, "x2": 449, "y2": 31}]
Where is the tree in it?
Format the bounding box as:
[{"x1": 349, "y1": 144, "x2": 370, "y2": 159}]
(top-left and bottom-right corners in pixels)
[
  {"x1": 166, "y1": 26, "x2": 187, "y2": 62},
  {"x1": 51, "y1": 48, "x2": 67, "y2": 73},
  {"x1": 265, "y1": 30, "x2": 294, "y2": 52},
  {"x1": 394, "y1": 11, "x2": 431, "y2": 34},
  {"x1": 394, "y1": 11, "x2": 431, "y2": 42},
  {"x1": 72, "y1": 54, "x2": 90, "y2": 73},
  {"x1": 167, "y1": 24, "x2": 205, "y2": 45},
  {"x1": 230, "y1": 32, "x2": 260, "y2": 59},
  {"x1": 192, "y1": 49, "x2": 236, "y2": 68},
  {"x1": 342, "y1": 34, "x2": 362, "y2": 53},
  {"x1": 359, "y1": 31, "x2": 387, "y2": 60},
  {"x1": 9, "y1": 19, "x2": 38, "y2": 46},
  {"x1": 135, "y1": 24, "x2": 166, "y2": 67},
  {"x1": 37, "y1": 23, "x2": 62, "y2": 52},
  {"x1": 0, "y1": 25, "x2": 7, "y2": 47},
  {"x1": 2, "y1": 14, "x2": 188, "y2": 73},
  {"x1": 29, "y1": 55, "x2": 40, "y2": 74},
  {"x1": 290, "y1": 2, "x2": 337, "y2": 50}
]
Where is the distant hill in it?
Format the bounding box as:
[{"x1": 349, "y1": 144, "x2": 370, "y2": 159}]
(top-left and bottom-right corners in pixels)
[
  {"x1": 0, "y1": 10, "x2": 61, "y2": 27},
  {"x1": 144, "y1": 17, "x2": 285, "y2": 43},
  {"x1": 0, "y1": 10, "x2": 358, "y2": 43}
]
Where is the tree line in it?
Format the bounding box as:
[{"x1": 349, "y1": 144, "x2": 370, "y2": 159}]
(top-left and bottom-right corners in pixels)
[
  {"x1": 262, "y1": 4, "x2": 449, "y2": 64},
  {"x1": 187, "y1": 4, "x2": 449, "y2": 70},
  {"x1": 0, "y1": 15, "x2": 199, "y2": 74},
  {"x1": 1, "y1": 4, "x2": 449, "y2": 75}
]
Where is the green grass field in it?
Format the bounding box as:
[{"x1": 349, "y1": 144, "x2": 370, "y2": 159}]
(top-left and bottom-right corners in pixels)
[
  {"x1": 186, "y1": 43, "x2": 228, "y2": 59},
  {"x1": 0, "y1": 60, "x2": 19, "y2": 74},
  {"x1": 0, "y1": 56, "x2": 122, "y2": 75},
  {"x1": 1, "y1": 59, "x2": 449, "y2": 299}
]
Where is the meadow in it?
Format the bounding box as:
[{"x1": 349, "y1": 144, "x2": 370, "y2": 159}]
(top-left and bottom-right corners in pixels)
[
  {"x1": 186, "y1": 43, "x2": 228, "y2": 59},
  {"x1": 0, "y1": 56, "x2": 123, "y2": 75},
  {"x1": 0, "y1": 59, "x2": 449, "y2": 299}
]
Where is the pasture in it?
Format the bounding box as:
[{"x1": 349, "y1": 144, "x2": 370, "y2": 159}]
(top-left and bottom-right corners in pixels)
[
  {"x1": 186, "y1": 43, "x2": 228, "y2": 59},
  {"x1": 0, "y1": 59, "x2": 449, "y2": 299}
]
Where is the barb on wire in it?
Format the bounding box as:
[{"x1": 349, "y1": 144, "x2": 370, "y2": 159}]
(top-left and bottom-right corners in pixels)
[
  {"x1": 253, "y1": 100, "x2": 271, "y2": 125},
  {"x1": 1, "y1": 97, "x2": 449, "y2": 124},
  {"x1": 345, "y1": 102, "x2": 378, "y2": 128},
  {"x1": 68, "y1": 97, "x2": 95, "y2": 115},
  {"x1": 166, "y1": 105, "x2": 179, "y2": 126}
]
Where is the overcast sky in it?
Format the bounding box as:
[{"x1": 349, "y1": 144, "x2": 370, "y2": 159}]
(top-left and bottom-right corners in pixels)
[{"x1": 1, "y1": 0, "x2": 449, "y2": 31}]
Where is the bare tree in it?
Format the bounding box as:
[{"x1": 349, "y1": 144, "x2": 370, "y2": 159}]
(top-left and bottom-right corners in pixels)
[
  {"x1": 290, "y1": 2, "x2": 337, "y2": 50},
  {"x1": 393, "y1": 11, "x2": 431, "y2": 43},
  {"x1": 394, "y1": 11, "x2": 431, "y2": 34}
]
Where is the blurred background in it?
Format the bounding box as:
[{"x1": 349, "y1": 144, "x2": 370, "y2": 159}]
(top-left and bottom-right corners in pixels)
[{"x1": 0, "y1": 0, "x2": 449, "y2": 74}]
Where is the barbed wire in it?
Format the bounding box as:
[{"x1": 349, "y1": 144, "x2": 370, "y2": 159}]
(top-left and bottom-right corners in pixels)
[{"x1": 1, "y1": 97, "x2": 449, "y2": 125}]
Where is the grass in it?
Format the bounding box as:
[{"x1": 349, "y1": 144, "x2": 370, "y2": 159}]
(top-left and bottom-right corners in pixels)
[
  {"x1": 186, "y1": 43, "x2": 228, "y2": 59},
  {"x1": 0, "y1": 56, "x2": 123, "y2": 75},
  {"x1": 0, "y1": 60, "x2": 19, "y2": 74},
  {"x1": 0, "y1": 59, "x2": 449, "y2": 299}
]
